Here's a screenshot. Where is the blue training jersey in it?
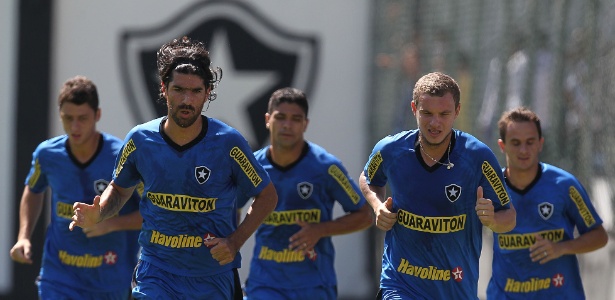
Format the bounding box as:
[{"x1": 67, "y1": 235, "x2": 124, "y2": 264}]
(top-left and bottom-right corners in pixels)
[
  {"x1": 363, "y1": 129, "x2": 511, "y2": 299},
  {"x1": 26, "y1": 132, "x2": 140, "y2": 293},
  {"x1": 487, "y1": 163, "x2": 603, "y2": 299},
  {"x1": 237, "y1": 142, "x2": 366, "y2": 289},
  {"x1": 113, "y1": 116, "x2": 271, "y2": 277}
]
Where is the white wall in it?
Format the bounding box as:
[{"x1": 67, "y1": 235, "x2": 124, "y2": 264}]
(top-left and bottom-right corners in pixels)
[
  {"x1": 51, "y1": 0, "x2": 371, "y2": 297},
  {"x1": 0, "y1": 0, "x2": 18, "y2": 293}
]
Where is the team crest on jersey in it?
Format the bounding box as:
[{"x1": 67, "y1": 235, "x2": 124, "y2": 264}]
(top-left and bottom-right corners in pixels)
[
  {"x1": 93, "y1": 179, "x2": 109, "y2": 195},
  {"x1": 538, "y1": 202, "x2": 554, "y2": 220},
  {"x1": 195, "y1": 166, "x2": 211, "y2": 184},
  {"x1": 445, "y1": 184, "x2": 462, "y2": 202},
  {"x1": 119, "y1": 1, "x2": 318, "y2": 147},
  {"x1": 297, "y1": 182, "x2": 313, "y2": 199}
]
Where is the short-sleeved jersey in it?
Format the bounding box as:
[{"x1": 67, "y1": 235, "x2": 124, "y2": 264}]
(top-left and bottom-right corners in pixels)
[
  {"x1": 237, "y1": 142, "x2": 366, "y2": 289},
  {"x1": 363, "y1": 129, "x2": 511, "y2": 299},
  {"x1": 487, "y1": 163, "x2": 602, "y2": 299},
  {"x1": 25, "y1": 132, "x2": 140, "y2": 293},
  {"x1": 113, "y1": 116, "x2": 271, "y2": 277}
]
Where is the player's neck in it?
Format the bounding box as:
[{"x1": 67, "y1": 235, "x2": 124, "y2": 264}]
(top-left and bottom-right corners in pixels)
[
  {"x1": 69, "y1": 131, "x2": 100, "y2": 163},
  {"x1": 269, "y1": 140, "x2": 305, "y2": 167},
  {"x1": 419, "y1": 135, "x2": 450, "y2": 161},
  {"x1": 164, "y1": 116, "x2": 202, "y2": 146},
  {"x1": 505, "y1": 164, "x2": 539, "y2": 190}
]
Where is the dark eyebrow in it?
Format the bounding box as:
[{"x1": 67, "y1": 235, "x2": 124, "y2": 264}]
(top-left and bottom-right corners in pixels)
[{"x1": 171, "y1": 84, "x2": 203, "y2": 91}]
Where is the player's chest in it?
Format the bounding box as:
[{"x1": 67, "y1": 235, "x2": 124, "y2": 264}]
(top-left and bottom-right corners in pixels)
[
  {"x1": 513, "y1": 190, "x2": 566, "y2": 224},
  {"x1": 390, "y1": 166, "x2": 476, "y2": 214},
  {"x1": 268, "y1": 168, "x2": 327, "y2": 206},
  {"x1": 138, "y1": 146, "x2": 234, "y2": 189}
]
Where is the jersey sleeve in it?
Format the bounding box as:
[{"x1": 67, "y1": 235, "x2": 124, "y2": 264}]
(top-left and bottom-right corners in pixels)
[
  {"x1": 235, "y1": 149, "x2": 263, "y2": 209},
  {"x1": 477, "y1": 147, "x2": 511, "y2": 211},
  {"x1": 112, "y1": 129, "x2": 142, "y2": 189},
  {"x1": 565, "y1": 178, "x2": 603, "y2": 234},
  {"x1": 236, "y1": 197, "x2": 252, "y2": 210},
  {"x1": 118, "y1": 181, "x2": 143, "y2": 216},
  {"x1": 363, "y1": 138, "x2": 388, "y2": 187},
  {"x1": 235, "y1": 192, "x2": 252, "y2": 209},
  {"x1": 326, "y1": 161, "x2": 366, "y2": 212},
  {"x1": 25, "y1": 141, "x2": 49, "y2": 193},
  {"x1": 228, "y1": 133, "x2": 271, "y2": 199}
]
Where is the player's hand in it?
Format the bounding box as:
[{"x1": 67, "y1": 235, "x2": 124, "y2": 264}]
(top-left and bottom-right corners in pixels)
[
  {"x1": 289, "y1": 220, "x2": 323, "y2": 254},
  {"x1": 69, "y1": 196, "x2": 102, "y2": 231},
  {"x1": 82, "y1": 218, "x2": 114, "y2": 238},
  {"x1": 375, "y1": 197, "x2": 397, "y2": 231},
  {"x1": 10, "y1": 239, "x2": 33, "y2": 264},
  {"x1": 530, "y1": 233, "x2": 561, "y2": 264},
  {"x1": 475, "y1": 186, "x2": 495, "y2": 227},
  {"x1": 204, "y1": 237, "x2": 237, "y2": 265}
]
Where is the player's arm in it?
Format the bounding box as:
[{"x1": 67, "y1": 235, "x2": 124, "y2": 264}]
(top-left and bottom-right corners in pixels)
[
  {"x1": 236, "y1": 207, "x2": 243, "y2": 224},
  {"x1": 82, "y1": 210, "x2": 142, "y2": 238},
  {"x1": 535, "y1": 225, "x2": 607, "y2": 256},
  {"x1": 206, "y1": 182, "x2": 277, "y2": 265},
  {"x1": 314, "y1": 204, "x2": 373, "y2": 236},
  {"x1": 476, "y1": 186, "x2": 516, "y2": 233},
  {"x1": 69, "y1": 181, "x2": 136, "y2": 230},
  {"x1": 83, "y1": 183, "x2": 143, "y2": 237},
  {"x1": 560, "y1": 225, "x2": 608, "y2": 254},
  {"x1": 359, "y1": 172, "x2": 396, "y2": 231},
  {"x1": 226, "y1": 182, "x2": 277, "y2": 254},
  {"x1": 295, "y1": 163, "x2": 374, "y2": 241},
  {"x1": 290, "y1": 203, "x2": 373, "y2": 251},
  {"x1": 360, "y1": 172, "x2": 386, "y2": 211},
  {"x1": 531, "y1": 225, "x2": 608, "y2": 264},
  {"x1": 203, "y1": 182, "x2": 278, "y2": 265},
  {"x1": 491, "y1": 204, "x2": 516, "y2": 233},
  {"x1": 10, "y1": 186, "x2": 45, "y2": 264}
]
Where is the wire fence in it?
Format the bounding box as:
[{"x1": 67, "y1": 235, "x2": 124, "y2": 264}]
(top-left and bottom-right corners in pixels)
[{"x1": 369, "y1": 0, "x2": 615, "y2": 298}]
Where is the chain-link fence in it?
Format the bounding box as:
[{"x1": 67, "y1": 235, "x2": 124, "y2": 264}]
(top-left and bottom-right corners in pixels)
[{"x1": 368, "y1": 1, "x2": 615, "y2": 298}]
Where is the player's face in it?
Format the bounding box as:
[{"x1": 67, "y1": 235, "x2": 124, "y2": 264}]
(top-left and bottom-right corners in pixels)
[
  {"x1": 412, "y1": 92, "x2": 459, "y2": 146},
  {"x1": 60, "y1": 102, "x2": 100, "y2": 146},
  {"x1": 266, "y1": 102, "x2": 308, "y2": 150},
  {"x1": 163, "y1": 71, "x2": 210, "y2": 128},
  {"x1": 498, "y1": 121, "x2": 544, "y2": 172}
]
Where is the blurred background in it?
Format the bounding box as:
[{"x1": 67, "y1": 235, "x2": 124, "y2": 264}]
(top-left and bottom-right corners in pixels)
[{"x1": 1, "y1": 1, "x2": 614, "y2": 299}]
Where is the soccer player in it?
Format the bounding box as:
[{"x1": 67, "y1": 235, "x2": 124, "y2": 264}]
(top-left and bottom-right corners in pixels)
[
  {"x1": 69, "y1": 36, "x2": 278, "y2": 299},
  {"x1": 237, "y1": 87, "x2": 373, "y2": 300},
  {"x1": 487, "y1": 106, "x2": 608, "y2": 299},
  {"x1": 359, "y1": 72, "x2": 516, "y2": 299},
  {"x1": 10, "y1": 75, "x2": 142, "y2": 299}
]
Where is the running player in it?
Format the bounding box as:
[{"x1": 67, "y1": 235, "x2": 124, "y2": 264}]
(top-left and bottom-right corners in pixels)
[
  {"x1": 238, "y1": 87, "x2": 373, "y2": 300},
  {"x1": 10, "y1": 75, "x2": 142, "y2": 299},
  {"x1": 487, "y1": 106, "x2": 608, "y2": 299},
  {"x1": 360, "y1": 72, "x2": 516, "y2": 299},
  {"x1": 69, "y1": 37, "x2": 278, "y2": 299}
]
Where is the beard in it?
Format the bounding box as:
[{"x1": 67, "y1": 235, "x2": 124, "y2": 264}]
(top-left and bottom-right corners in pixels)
[{"x1": 169, "y1": 103, "x2": 202, "y2": 128}]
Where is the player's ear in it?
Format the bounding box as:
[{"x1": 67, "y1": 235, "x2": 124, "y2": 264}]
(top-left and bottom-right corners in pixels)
[
  {"x1": 265, "y1": 113, "x2": 271, "y2": 129},
  {"x1": 304, "y1": 117, "x2": 309, "y2": 132},
  {"x1": 497, "y1": 139, "x2": 505, "y2": 153},
  {"x1": 160, "y1": 81, "x2": 167, "y2": 97},
  {"x1": 95, "y1": 108, "x2": 101, "y2": 122}
]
